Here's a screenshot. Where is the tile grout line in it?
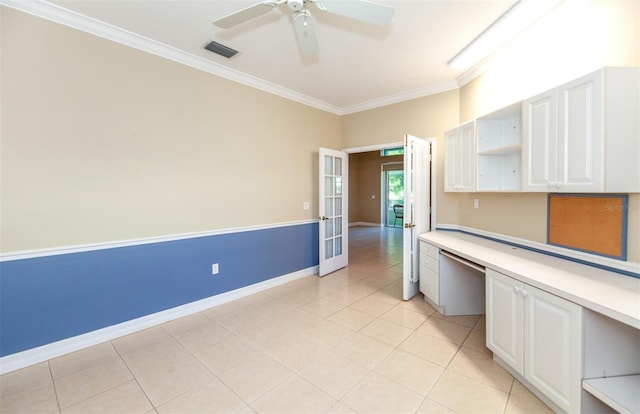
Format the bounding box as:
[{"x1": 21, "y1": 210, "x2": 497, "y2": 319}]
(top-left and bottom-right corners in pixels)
[
  {"x1": 109, "y1": 338, "x2": 156, "y2": 413},
  {"x1": 47, "y1": 360, "x2": 62, "y2": 414}
]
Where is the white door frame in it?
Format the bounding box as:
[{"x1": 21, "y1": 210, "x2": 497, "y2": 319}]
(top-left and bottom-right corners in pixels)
[{"x1": 342, "y1": 142, "x2": 437, "y2": 233}]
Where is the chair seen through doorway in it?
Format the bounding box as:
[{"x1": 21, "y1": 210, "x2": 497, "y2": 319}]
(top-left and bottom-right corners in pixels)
[{"x1": 392, "y1": 204, "x2": 403, "y2": 227}]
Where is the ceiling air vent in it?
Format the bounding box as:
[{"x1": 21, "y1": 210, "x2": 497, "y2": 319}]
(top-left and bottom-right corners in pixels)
[{"x1": 204, "y1": 41, "x2": 239, "y2": 59}]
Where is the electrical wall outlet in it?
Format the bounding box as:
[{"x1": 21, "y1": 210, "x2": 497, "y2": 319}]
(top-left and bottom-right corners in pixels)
[
  {"x1": 303, "y1": 201, "x2": 310, "y2": 210},
  {"x1": 212, "y1": 263, "x2": 219, "y2": 275},
  {"x1": 474, "y1": 199, "x2": 480, "y2": 209}
]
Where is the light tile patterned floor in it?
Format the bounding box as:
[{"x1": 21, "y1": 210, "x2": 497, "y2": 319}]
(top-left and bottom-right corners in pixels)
[{"x1": 0, "y1": 227, "x2": 554, "y2": 413}]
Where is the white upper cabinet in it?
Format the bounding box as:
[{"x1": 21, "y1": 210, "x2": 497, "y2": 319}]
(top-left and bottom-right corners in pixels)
[
  {"x1": 444, "y1": 120, "x2": 475, "y2": 192},
  {"x1": 523, "y1": 89, "x2": 558, "y2": 191},
  {"x1": 523, "y1": 67, "x2": 640, "y2": 193}
]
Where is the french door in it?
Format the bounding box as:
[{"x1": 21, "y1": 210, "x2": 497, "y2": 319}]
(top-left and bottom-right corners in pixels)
[
  {"x1": 318, "y1": 148, "x2": 349, "y2": 276},
  {"x1": 402, "y1": 135, "x2": 432, "y2": 300}
]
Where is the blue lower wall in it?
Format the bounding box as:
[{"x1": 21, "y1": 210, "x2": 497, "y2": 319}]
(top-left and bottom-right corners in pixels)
[{"x1": 0, "y1": 222, "x2": 319, "y2": 357}]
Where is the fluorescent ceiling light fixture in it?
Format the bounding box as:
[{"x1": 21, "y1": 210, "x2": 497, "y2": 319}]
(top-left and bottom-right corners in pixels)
[{"x1": 448, "y1": 0, "x2": 563, "y2": 71}]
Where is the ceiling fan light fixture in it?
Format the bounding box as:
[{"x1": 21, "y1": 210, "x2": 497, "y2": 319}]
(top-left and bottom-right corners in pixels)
[
  {"x1": 287, "y1": 0, "x2": 304, "y2": 11},
  {"x1": 212, "y1": 0, "x2": 394, "y2": 56},
  {"x1": 204, "y1": 40, "x2": 239, "y2": 59}
]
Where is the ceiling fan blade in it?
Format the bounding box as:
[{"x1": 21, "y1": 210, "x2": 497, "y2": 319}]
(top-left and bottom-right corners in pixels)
[
  {"x1": 212, "y1": 1, "x2": 278, "y2": 29},
  {"x1": 293, "y1": 11, "x2": 319, "y2": 55},
  {"x1": 317, "y1": 0, "x2": 394, "y2": 25}
]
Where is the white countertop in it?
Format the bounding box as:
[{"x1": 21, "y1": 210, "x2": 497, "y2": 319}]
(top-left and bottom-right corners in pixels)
[{"x1": 419, "y1": 231, "x2": 640, "y2": 329}]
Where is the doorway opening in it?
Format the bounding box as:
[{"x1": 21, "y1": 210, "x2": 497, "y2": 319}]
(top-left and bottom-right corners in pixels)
[
  {"x1": 383, "y1": 168, "x2": 404, "y2": 227},
  {"x1": 340, "y1": 138, "x2": 436, "y2": 300}
]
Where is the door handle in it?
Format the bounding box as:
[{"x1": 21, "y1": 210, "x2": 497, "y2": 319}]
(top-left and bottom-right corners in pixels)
[
  {"x1": 404, "y1": 223, "x2": 415, "y2": 228},
  {"x1": 319, "y1": 216, "x2": 327, "y2": 221}
]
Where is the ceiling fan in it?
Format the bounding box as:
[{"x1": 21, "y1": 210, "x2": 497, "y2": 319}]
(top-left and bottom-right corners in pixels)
[{"x1": 212, "y1": 0, "x2": 394, "y2": 56}]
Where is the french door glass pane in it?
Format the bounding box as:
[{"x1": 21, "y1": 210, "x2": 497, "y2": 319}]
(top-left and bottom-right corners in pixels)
[
  {"x1": 335, "y1": 157, "x2": 342, "y2": 176},
  {"x1": 325, "y1": 218, "x2": 334, "y2": 237},
  {"x1": 335, "y1": 177, "x2": 342, "y2": 195},
  {"x1": 325, "y1": 239, "x2": 334, "y2": 259},
  {"x1": 335, "y1": 217, "x2": 342, "y2": 235},
  {"x1": 335, "y1": 236, "x2": 342, "y2": 255},
  {"x1": 325, "y1": 177, "x2": 334, "y2": 196},
  {"x1": 335, "y1": 197, "x2": 342, "y2": 216},
  {"x1": 325, "y1": 155, "x2": 333, "y2": 175},
  {"x1": 325, "y1": 197, "x2": 333, "y2": 216}
]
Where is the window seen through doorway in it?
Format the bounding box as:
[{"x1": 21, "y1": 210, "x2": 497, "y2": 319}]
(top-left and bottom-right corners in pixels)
[{"x1": 384, "y1": 169, "x2": 404, "y2": 227}]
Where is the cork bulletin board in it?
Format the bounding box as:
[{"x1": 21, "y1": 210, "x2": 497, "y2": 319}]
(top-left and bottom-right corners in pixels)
[{"x1": 548, "y1": 194, "x2": 628, "y2": 260}]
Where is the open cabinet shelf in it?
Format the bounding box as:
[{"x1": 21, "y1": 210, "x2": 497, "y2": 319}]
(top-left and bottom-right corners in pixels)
[
  {"x1": 581, "y1": 309, "x2": 640, "y2": 413},
  {"x1": 477, "y1": 144, "x2": 521, "y2": 156},
  {"x1": 476, "y1": 102, "x2": 522, "y2": 191},
  {"x1": 583, "y1": 375, "x2": 639, "y2": 414}
]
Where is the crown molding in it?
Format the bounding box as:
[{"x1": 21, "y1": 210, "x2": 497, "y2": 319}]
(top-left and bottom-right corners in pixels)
[
  {"x1": 340, "y1": 80, "x2": 459, "y2": 115},
  {"x1": 2, "y1": 0, "x2": 469, "y2": 116},
  {"x1": 0, "y1": 0, "x2": 345, "y2": 115}
]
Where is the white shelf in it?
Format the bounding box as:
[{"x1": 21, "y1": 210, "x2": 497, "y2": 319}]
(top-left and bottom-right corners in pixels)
[
  {"x1": 477, "y1": 144, "x2": 521, "y2": 156},
  {"x1": 475, "y1": 102, "x2": 522, "y2": 191},
  {"x1": 582, "y1": 375, "x2": 639, "y2": 414}
]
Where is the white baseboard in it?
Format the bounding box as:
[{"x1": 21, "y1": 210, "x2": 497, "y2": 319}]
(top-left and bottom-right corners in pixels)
[
  {"x1": 0, "y1": 266, "x2": 317, "y2": 375},
  {"x1": 349, "y1": 222, "x2": 383, "y2": 227}
]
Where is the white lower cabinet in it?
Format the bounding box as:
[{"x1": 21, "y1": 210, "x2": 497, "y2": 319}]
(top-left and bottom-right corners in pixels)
[
  {"x1": 486, "y1": 269, "x2": 582, "y2": 413},
  {"x1": 419, "y1": 241, "x2": 440, "y2": 306}
]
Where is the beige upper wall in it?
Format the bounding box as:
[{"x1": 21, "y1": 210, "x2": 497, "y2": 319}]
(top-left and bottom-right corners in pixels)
[
  {"x1": 0, "y1": 7, "x2": 341, "y2": 252},
  {"x1": 2, "y1": 0, "x2": 638, "y2": 262}
]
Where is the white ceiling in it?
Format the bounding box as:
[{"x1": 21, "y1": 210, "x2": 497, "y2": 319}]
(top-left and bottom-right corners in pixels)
[{"x1": 38, "y1": 0, "x2": 520, "y2": 113}]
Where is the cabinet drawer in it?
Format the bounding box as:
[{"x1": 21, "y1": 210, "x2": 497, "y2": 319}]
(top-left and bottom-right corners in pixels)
[
  {"x1": 420, "y1": 241, "x2": 440, "y2": 260},
  {"x1": 420, "y1": 254, "x2": 439, "y2": 273},
  {"x1": 419, "y1": 267, "x2": 439, "y2": 305}
]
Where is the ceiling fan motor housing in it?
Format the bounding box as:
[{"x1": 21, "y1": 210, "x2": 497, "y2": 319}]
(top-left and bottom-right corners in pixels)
[{"x1": 287, "y1": 0, "x2": 304, "y2": 11}]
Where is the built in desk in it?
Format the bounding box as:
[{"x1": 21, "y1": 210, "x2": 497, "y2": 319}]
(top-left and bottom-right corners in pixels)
[{"x1": 418, "y1": 230, "x2": 640, "y2": 414}]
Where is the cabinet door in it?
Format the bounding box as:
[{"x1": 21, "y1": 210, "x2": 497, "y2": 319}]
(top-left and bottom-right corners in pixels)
[
  {"x1": 419, "y1": 242, "x2": 439, "y2": 304},
  {"x1": 524, "y1": 285, "x2": 582, "y2": 414},
  {"x1": 444, "y1": 128, "x2": 458, "y2": 192},
  {"x1": 419, "y1": 267, "x2": 439, "y2": 305},
  {"x1": 458, "y1": 121, "x2": 476, "y2": 191},
  {"x1": 523, "y1": 89, "x2": 557, "y2": 192},
  {"x1": 444, "y1": 122, "x2": 475, "y2": 192},
  {"x1": 486, "y1": 269, "x2": 524, "y2": 375},
  {"x1": 557, "y1": 71, "x2": 604, "y2": 192}
]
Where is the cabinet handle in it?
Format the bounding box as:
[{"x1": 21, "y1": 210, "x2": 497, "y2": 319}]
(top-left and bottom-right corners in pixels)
[
  {"x1": 513, "y1": 286, "x2": 528, "y2": 297},
  {"x1": 546, "y1": 182, "x2": 561, "y2": 191}
]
